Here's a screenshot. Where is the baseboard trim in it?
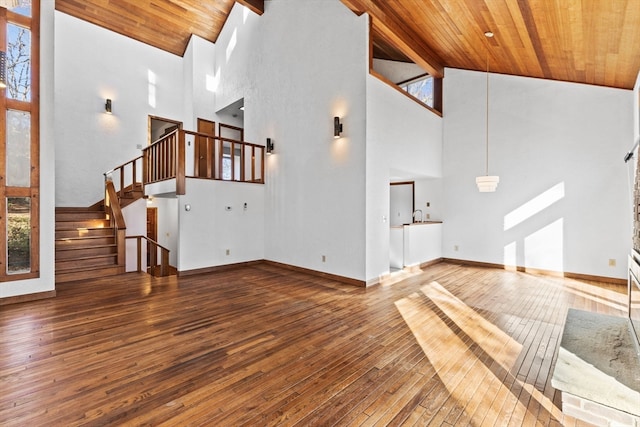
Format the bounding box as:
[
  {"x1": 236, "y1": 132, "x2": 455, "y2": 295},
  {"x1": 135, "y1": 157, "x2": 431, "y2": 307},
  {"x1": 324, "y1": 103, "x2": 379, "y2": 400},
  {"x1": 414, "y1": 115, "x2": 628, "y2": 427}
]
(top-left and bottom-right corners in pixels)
[
  {"x1": 367, "y1": 259, "x2": 445, "y2": 287},
  {"x1": 0, "y1": 290, "x2": 56, "y2": 306},
  {"x1": 179, "y1": 260, "x2": 366, "y2": 287},
  {"x1": 442, "y1": 258, "x2": 627, "y2": 286},
  {"x1": 261, "y1": 260, "x2": 367, "y2": 287},
  {"x1": 177, "y1": 260, "x2": 264, "y2": 277}
]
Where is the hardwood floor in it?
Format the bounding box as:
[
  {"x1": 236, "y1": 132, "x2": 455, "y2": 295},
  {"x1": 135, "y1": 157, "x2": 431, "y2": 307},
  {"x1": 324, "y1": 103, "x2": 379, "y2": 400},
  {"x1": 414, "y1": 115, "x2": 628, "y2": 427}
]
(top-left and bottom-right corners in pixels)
[{"x1": 0, "y1": 262, "x2": 628, "y2": 426}]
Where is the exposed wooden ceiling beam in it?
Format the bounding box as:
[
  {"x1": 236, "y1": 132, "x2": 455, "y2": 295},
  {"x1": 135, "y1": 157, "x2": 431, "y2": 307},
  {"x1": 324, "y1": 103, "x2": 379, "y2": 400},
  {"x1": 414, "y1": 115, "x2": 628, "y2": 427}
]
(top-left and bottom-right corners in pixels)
[
  {"x1": 236, "y1": 0, "x2": 264, "y2": 16},
  {"x1": 341, "y1": 0, "x2": 444, "y2": 78}
]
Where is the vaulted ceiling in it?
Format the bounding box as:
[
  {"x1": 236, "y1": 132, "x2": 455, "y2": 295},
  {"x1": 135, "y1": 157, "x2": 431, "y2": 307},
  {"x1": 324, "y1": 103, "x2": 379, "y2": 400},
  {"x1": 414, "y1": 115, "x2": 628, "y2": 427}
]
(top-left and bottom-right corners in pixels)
[{"x1": 55, "y1": 0, "x2": 640, "y2": 90}]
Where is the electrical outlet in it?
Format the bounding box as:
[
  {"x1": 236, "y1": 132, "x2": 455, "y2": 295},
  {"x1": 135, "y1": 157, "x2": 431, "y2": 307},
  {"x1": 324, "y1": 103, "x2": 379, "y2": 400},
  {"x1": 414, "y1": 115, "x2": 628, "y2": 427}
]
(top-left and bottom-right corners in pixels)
[
  {"x1": 608, "y1": 258, "x2": 616, "y2": 267},
  {"x1": 426, "y1": 202, "x2": 430, "y2": 207},
  {"x1": 426, "y1": 213, "x2": 430, "y2": 219},
  {"x1": 454, "y1": 245, "x2": 459, "y2": 251},
  {"x1": 322, "y1": 255, "x2": 326, "y2": 262},
  {"x1": 226, "y1": 249, "x2": 230, "y2": 256}
]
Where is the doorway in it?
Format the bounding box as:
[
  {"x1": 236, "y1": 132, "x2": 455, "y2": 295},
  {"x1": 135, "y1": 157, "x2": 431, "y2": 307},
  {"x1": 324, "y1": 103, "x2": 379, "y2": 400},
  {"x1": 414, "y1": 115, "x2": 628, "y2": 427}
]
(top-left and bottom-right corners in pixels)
[
  {"x1": 196, "y1": 118, "x2": 216, "y2": 178},
  {"x1": 148, "y1": 115, "x2": 182, "y2": 145},
  {"x1": 390, "y1": 181, "x2": 415, "y2": 226},
  {"x1": 146, "y1": 207, "x2": 158, "y2": 268}
]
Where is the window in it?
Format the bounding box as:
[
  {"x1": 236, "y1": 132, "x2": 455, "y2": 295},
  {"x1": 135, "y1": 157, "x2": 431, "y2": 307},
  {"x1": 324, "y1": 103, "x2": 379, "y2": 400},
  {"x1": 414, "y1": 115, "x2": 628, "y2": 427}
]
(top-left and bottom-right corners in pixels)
[
  {"x1": 400, "y1": 75, "x2": 434, "y2": 108},
  {"x1": 1, "y1": 0, "x2": 39, "y2": 281}
]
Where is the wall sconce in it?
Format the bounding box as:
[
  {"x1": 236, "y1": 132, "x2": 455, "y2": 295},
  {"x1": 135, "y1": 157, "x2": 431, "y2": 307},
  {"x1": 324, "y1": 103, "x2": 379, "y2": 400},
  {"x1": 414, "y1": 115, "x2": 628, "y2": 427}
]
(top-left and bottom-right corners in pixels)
[
  {"x1": 334, "y1": 116, "x2": 343, "y2": 139},
  {"x1": 266, "y1": 138, "x2": 274, "y2": 155},
  {"x1": 0, "y1": 51, "x2": 6, "y2": 89},
  {"x1": 105, "y1": 99, "x2": 112, "y2": 114}
]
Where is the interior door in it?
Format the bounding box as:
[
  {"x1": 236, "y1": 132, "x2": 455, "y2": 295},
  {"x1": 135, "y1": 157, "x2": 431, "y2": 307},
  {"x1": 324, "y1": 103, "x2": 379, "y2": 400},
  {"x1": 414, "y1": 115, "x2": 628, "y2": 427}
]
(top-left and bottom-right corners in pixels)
[
  {"x1": 197, "y1": 118, "x2": 215, "y2": 178},
  {"x1": 146, "y1": 207, "x2": 157, "y2": 268}
]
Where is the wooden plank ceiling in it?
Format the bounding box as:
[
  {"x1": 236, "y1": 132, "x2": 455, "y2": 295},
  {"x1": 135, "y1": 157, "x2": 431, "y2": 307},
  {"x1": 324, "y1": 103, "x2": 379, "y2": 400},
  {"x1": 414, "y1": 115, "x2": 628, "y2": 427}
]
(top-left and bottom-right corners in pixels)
[
  {"x1": 54, "y1": 0, "x2": 263, "y2": 57},
  {"x1": 345, "y1": 0, "x2": 640, "y2": 90},
  {"x1": 55, "y1": 0, "x2": 640, "y2": 89}
]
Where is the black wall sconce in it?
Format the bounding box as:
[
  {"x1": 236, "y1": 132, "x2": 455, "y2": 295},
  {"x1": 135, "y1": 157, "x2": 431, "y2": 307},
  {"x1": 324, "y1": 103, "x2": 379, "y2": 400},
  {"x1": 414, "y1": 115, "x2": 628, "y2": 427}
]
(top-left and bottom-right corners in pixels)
[
  {"x1": 105, "y1": 99, "x2": 112, "y2": 114},
  {"x1": 334, "y1": 116, "x2": 343, "y2": 139},
  {"x1": 266, "y1": 138, "x2": 274, "y2": 155},
  {"x1": 0, "y1": 51, "x2": 6, "y2": 89}
]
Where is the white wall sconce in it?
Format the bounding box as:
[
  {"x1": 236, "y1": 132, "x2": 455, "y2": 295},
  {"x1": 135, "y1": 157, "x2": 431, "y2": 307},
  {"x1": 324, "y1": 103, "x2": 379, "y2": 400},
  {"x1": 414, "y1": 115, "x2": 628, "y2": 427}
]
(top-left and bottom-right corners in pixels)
[
  {"x1": 105, "y1": 98, "x2": 113, "y2": 114},
  {"x1": 334, "y1": 116, "x2": 343, "y2": 139},
  {"x1": 266, "y1": 138, "x2": 274, "y2": 154}
]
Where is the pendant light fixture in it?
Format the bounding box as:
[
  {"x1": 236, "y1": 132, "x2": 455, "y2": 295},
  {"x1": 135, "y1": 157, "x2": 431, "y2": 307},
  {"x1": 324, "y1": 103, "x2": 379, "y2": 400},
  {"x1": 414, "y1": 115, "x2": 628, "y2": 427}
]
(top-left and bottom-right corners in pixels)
[{"x1": 476, "y1": 31, "x2": 500, "y2": 192}]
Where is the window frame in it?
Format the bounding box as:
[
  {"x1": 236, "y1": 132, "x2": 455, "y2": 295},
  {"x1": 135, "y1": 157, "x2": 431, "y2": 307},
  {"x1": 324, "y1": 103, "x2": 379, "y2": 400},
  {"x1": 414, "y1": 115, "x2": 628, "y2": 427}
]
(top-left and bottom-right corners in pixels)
[{"x1": 0, "y1": 2, "x2": 39, "y2": 281}]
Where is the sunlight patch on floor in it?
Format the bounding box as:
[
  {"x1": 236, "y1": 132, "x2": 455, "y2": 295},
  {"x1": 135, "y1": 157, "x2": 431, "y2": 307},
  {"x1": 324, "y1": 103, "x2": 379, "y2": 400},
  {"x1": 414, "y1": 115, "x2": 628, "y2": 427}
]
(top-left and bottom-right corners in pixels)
[{"x1": 395, "y1": 281, "x2": 567, "y2": 424}]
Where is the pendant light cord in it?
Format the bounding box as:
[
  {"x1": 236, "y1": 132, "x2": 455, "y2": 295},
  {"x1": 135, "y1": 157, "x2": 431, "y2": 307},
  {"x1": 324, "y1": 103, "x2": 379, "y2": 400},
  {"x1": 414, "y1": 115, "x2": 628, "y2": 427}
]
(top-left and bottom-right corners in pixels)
[{"x1": 485, "y1": 51, "x2": 490, "y2": 176}]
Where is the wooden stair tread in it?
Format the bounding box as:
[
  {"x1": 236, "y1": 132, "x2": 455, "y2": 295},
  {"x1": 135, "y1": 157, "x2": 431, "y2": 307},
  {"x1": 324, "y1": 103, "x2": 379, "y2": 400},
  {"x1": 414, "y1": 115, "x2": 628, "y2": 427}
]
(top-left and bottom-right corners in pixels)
[
  {"x1": 56, "y1": 254, "x2": 120, "y2": 274},
  {"x1": 55, "y1": 226, "x2": 113, "y2": 231},
  {"x1": 55, "y1": 266, "x2": 124, "y2": 284},
  {"x1": 56, "y1": 235, "x2": 115, "y2": 242},
  {"x1": 55, "y1": 205, "x2": 123, "y2": 283},
  {"x1": 55, "y1": 243, "x2": 116, "y2": 250}
]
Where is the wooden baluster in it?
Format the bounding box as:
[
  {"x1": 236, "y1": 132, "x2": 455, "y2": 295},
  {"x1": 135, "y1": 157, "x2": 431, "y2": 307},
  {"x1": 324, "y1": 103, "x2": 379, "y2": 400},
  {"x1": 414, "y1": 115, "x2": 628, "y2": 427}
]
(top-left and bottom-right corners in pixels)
[
  {"x1": 142, "y1": 150, "x2": 148, "y2": 185},
  {"x1": 231, "y1": 141, "x2": 235, "y2": 181},
  {"x1": 161, "y1": 248, "x2": 169, "y2": 277},
  {"x1": 251, "y1": 146, "x2": 256, "y2": 182},
  {"x1": 119, "y1": 167, "x2": 125, "y2": 199},
  {"x1": 218, "y1": 139, "x2": 223, "y2": 180},
  {"x1": 177, "y1": 131, "x2": 186, "y2": 195},
  {"x1": 207, "y1": 136, "x2": 213, "y2": 178},
  {"x1": 261, "y1": 146, "x2": 265, "y2": 183},
  {"x1": 132, "y1": 158, "x2": 138, "y2": 189},
  {"x1": 136, "y1": 236, "x2": 142, "y2": 273}
]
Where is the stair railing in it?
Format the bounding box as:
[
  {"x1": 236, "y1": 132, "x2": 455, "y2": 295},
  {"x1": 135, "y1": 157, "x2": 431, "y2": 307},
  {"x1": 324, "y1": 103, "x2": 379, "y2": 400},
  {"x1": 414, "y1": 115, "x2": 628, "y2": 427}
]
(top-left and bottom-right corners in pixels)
[
  {"x1": 142, "y1": 130, "x2": 265, "y2": 195},
  {"x1": 125, "y1": 235, "x2": 171, "y2": 277},
  {"x1": 104, "y1": 180, "x2": 126, "y2": 273},
  {"x1": 104, "y1": 155, "x2": 143, "y2": 200}
]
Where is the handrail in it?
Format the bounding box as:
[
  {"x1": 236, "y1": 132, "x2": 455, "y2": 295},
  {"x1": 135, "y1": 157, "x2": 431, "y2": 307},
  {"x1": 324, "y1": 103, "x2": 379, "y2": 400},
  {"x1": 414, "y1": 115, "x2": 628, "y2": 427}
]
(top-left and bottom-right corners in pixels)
[
  {"x1": 104, "y1": 155, "x2": 143, "y2": 200},
  {"x1": 105, "y1": 180, "x2": 126, "y2": 230},
  {"x1": 142, "y1": 129, "x2": 265, "y2": 195},
  {"x1": 104, "y1": 180, "x2": 126, "y2": 272},
  {"x1": 125, "y1": 235, "x2": 171, "y2": 277}
]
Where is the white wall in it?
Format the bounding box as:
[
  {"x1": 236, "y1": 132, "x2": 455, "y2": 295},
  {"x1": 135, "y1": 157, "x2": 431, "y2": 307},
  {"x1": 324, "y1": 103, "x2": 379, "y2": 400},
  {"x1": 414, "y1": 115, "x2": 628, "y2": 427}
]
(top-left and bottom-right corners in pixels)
[
  {"x1": 152, "y1": 197, "x2": 179, "y2": 267},
  {"x1": 443, "y1": 68, "x2": 633, "y2": 279},
  {"x1": 1, "y1": 0, "x2": 56, "y2": 299},
  {"x1": 122, "y1": 199, "x2": 147, "y2": 272},
  {"x1": 177, "y1": 179, "x2": 264, "y2": 271},
  {"x1": 215, "y1": 0, "x2": 369, "y2": 281},
  {"x1": 415, "y1": 178, "x2": 443, "y2": 221},
  {"x1": 183, "y1": 35, "x2": 217, "y2": 130},
  {"x1": 54, "y1": 12, "x2": 185, "y2": 207},
  {"x1": 365, "y1": 74, "x2": 443, "y2": 282}
]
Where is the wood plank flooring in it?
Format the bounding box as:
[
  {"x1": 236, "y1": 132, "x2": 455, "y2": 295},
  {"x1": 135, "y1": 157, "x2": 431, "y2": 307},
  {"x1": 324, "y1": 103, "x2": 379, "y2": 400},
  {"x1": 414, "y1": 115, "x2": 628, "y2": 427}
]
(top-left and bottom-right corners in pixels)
[{"x1": 0, "y1": 262, "x2": 628, "y2": 426}]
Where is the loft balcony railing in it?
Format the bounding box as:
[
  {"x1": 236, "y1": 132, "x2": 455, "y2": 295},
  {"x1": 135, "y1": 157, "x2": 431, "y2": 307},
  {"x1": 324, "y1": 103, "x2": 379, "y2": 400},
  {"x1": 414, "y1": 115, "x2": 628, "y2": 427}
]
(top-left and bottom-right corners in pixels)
[{"x1": 142, "y1": 129, "x2": 266, "y2": 195}]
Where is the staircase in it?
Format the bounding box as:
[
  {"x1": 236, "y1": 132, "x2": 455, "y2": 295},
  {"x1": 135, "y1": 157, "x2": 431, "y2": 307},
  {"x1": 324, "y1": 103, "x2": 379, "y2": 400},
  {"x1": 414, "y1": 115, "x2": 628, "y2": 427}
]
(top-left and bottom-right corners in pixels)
[{"x1": 55, "y1": 207, "x2": 124, "y2": 283}]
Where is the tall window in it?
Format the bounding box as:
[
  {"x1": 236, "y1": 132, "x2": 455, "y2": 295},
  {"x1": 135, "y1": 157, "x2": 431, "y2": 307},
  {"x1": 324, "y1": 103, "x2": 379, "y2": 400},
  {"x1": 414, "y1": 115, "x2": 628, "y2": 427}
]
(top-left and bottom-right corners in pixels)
[{"x1": 1, "y1": 0, "x2": 39, "y2": 281}]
